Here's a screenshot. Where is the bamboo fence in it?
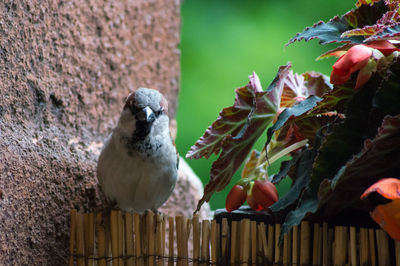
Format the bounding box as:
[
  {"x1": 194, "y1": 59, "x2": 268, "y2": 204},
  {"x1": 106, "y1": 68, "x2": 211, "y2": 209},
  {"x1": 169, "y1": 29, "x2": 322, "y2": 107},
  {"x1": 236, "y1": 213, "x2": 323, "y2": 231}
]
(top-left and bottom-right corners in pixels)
[{"x1": 69, "y1": 209, "x2": 400, "y2": 266}]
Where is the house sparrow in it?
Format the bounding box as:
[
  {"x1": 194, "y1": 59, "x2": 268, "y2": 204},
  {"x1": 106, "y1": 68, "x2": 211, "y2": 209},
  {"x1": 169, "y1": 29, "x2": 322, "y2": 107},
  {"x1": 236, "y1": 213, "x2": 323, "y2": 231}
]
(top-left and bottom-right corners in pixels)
[{"x1": 97, "y1": 88, "x2": 179, "y2": 213}]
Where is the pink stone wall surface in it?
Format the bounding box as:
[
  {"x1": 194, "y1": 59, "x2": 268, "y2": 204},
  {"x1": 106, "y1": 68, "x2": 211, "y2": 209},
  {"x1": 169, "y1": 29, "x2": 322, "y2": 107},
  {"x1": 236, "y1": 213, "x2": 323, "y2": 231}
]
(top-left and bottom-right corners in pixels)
[{"x1": 0, "y1": 0, "x2": 181, "y2": 264}]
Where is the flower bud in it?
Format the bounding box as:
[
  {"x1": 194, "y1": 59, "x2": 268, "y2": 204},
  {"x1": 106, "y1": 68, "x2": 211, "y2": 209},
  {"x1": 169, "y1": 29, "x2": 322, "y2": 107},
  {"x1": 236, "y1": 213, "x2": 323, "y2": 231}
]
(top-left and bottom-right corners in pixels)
[
  {"x1": 330, "y1": 44, "x2": 372, "y2": 88},
  {"x1": 252, "y1": 180, "x2": 279, "y2": 210},
  {"x1": 225, "y1": 185, "x2": 247, "y2": 212}
]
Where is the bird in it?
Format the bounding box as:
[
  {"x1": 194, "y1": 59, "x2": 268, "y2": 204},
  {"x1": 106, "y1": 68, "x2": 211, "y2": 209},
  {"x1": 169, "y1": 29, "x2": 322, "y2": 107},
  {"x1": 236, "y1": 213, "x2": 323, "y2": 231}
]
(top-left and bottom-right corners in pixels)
[{"x1": 97, "y1": 88, "x2": 179, "y2": 213}]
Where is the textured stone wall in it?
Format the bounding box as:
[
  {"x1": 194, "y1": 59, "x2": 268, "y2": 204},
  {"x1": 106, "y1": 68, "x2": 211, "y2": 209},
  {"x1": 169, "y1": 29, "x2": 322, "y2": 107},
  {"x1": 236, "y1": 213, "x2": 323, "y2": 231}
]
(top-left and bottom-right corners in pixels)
[{"x1": 0, "y1": 0, "x2": 182, "y2": 264}]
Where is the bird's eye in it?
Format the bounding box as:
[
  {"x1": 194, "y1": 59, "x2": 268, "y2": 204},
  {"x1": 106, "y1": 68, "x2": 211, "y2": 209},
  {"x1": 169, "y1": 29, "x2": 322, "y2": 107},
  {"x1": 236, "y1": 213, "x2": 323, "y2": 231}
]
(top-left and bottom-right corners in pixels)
[{"x1": 155, "y1": 108, "x2": 164, "y2": 116}]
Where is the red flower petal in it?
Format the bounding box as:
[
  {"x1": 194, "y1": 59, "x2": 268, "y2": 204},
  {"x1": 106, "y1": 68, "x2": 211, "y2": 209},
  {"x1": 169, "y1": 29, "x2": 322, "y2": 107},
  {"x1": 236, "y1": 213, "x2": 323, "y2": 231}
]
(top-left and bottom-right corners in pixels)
[
  {"x1": 361, "y1": 178, "x2": 400, "y2": 200},
  {"x1": 367, "y1": 40, "x2": 399, "y2": 56},
  {"x1": 370, "y1": 199, "x2": 400, "y2": 241},
  {"x1": 330, "y1": 45, "x2": 372, "y2": 86}
]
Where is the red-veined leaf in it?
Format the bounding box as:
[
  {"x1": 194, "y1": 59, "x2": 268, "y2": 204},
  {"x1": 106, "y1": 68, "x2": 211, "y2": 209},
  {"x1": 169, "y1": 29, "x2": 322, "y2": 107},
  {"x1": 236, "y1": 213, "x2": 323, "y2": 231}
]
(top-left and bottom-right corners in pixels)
[
  {"x1": 287, "y1": 1, "x2": 387, "y2": 46},
  {"x1": 356, "y1": 0, "x2": 382, "y2": 8},
  {"x1": 365, "y1": 23, "x2": 400, "y2": 41},
  {"x1": 187, "y1": 64, "x2": 292, "y2": 212},
  {"x1": 241, "y1": 150, "x2": 260, "y2": 179}
]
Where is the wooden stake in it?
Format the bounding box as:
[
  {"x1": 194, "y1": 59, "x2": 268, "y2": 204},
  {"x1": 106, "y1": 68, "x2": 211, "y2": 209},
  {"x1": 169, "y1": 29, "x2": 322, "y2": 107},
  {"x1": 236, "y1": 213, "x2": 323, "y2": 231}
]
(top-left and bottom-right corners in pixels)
[
  {"x1": 239, "y1": 220, "x2": 245, "y2": 265},
  {"x1": 368, "y1": 228, "x2": 376, "y2": 266},
  {"x1": 192, "y1": 215, "x2": 200, "y2": 266},
  {"x1": 240, "y1": 219, "x2": 250, "y2": 266},
  {"x1": 125, "y1": 213, "x2": 134, "y2": 266},
  {"x1": 118, "y1": 211, "x2": 124, "y2": 266},
  {"x1": 110, "y1": 210, "x2": 120, "y2": 266},
  {"x1": 292, "y1": 225, "x2": 299, "y2": 266},
  {"x1": 283, "y1": 228, "x2": 289, "y2": 266},
  {"x1": 350, "y1": 226, "x2": 357, "y2": 266},
  {"x1": 156, "y1": 214, "x2": 164, "y2": 266},
  {"x1": 175, "y1": 215, "x2": 183, "y2": 266},
  {"x1": 322, "y1": 222, "x2": 329, "y2": 266},
  {"x1": 69, "y1": 210, "x2": 77, "y2": 266},
  {"x1": 84, "y1": 213, "x2": 95, "y2": 266},
  {"x1": 274, "y1": 224, "x2": 281, "y2": 265},
  {"x1": 181, "y1": 216, "x2": 189, "y2": 266},
  {"x1": 168, "y1": 216, "x2": 174, "y2": 266},
  {"x1": 267, "y1": 224, "x2": 274, "y2": 264},
  {"x1": 162, "y1": 215, "x2": 166, "y2": 263},
  {"x1": 95, "y1": 212, "x2": 107, "y2": 266},
  {"x1": 201, "y1": 220, "x2": 210, "y2": 266},
  {"x1": 147, "y1": 211, "x2": 155, "y2": 266},
  {"x1": 230, "y1": 221, "x2": 238, "y2": 265},
  {"x1": 300, "y1": 221, "x2": 310, "y2": 265},
  {"x1": 258, "y1": 222, "x2": 268, "y2": 262},
  {"x1": 376, "y1": 229, "x2": 390, "y2": 266},
  {"x1": 329, "y1": 228, "x2": 334, "y2": 265},
  {"x1": 221, "y1": 218, "x2": 228, "y2": 264},
  {"x1": 250, "y1": 221, "x2": 257, "y2": 266},
  {"x1": 359, "y1": 228, "x2": 369, "y2": 266},
  {"x1": 134, "y1": 213, "x2": 144, "y2": 266},
  {"x1": 76, "y1": 212, "x2": 85, "y2": 266},
  {"x1": 312, "y1": 224, "x2": 319, "y2": 266},
  {"x1": 395, "y1": 240, "x2": 400, "y2": 266},
  {"x1": 211, "y1": 220, "x2": 218, "y2": 265},
  {"x1": 317, "y1": 224, "x2": 323, "y2": 265},
  {"x1": 333, "y1": 226, "x2": 347, "y2": 266}
]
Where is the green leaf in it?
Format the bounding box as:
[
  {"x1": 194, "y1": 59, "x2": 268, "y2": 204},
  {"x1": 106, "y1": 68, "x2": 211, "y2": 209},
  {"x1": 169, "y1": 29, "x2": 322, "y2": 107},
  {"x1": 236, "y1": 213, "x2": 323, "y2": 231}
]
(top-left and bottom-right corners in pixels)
[
  {"x1": 271, "y1": 152, "x2": 301, "y2": 184},
  {"x1": 270, "y1": 146, "x2": 318, "y2": 213},
  {"x1": 319, "y1": 114, "x2": 400, "y2": 216},
  {"x1": 316, "y1": 59, "x2": 400, "y2": 216},
  {"x1": 265, "y1": 84, "x2": 352, "y2": 152},
  {"x1": 266, "y1": 96, "x2": 322, "y2": 144},
  {"x1": 187, "y1": 64, "x2": 293, "y2": 212},
  {"x1": 280, "y1": 188, "x2": 319, "y2": 242},
  {"x1": 287, "y1": 1, "x2": 387, "y2": 46},
  {"x1": 279, "y1": 75, "x2": 381, "y2": 237}
]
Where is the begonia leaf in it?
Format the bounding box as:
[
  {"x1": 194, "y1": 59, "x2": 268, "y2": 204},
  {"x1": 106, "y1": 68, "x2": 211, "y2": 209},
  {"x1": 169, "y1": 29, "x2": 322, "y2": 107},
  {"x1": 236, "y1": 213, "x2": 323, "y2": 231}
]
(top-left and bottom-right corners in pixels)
[
  {"x1": 287, "y1": 1, "x2": 387, "y2": 46},
  {"x1": 319, "y1": 115, "x2": 400, "y2": 216},
  {"x1": 356, "y1": 0, "x2": 382, "y2": 8},
  {"x1": 271, "y1": 150, "x2": 302, "y2": 184},
  {"x1": 270, "y1": 145, "x2": 319, "y2": 213},
  {"x1": 316, "y1": 59, "x2": 400, "y2": 216},
  {"x1": 365, "y1": 23, "x2": 400, "y2": 41},
  {"x1": 278, "y1": 74, "x2": 382, "y2": 237},
  {"x1": 266, "y1": 85, "x2": 352, "y2": 150},
  {"x1": 187, "y1": 64, "x2": 293, "y2": 212},
  {"x1": 279, "y1": 57, "x2": 400, "y2": 236},
  {"x1": 267, "y1": 96, "x2": 322, "y2": 144}
]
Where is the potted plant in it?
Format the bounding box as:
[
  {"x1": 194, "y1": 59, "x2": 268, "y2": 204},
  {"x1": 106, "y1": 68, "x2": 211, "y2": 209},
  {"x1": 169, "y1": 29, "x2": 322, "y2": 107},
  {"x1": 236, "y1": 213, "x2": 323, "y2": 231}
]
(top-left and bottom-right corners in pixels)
[{"x1": 186, "y1": 0, "x2": 400, "y2": 242}]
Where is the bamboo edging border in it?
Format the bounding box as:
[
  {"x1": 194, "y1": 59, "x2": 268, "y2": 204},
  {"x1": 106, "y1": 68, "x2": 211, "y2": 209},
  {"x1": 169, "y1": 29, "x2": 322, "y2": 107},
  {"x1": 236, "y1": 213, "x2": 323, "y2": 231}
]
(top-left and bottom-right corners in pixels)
[{"x1": 69, "y1": 210, "x2": 400, "y2": 266}]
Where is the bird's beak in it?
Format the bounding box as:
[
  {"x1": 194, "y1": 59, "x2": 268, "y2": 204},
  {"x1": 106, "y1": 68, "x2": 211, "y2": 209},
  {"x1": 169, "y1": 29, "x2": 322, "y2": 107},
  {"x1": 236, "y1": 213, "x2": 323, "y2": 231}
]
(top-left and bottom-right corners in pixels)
[{"x1": 136, "y1": 106, "x2": 156, "y2": 123}]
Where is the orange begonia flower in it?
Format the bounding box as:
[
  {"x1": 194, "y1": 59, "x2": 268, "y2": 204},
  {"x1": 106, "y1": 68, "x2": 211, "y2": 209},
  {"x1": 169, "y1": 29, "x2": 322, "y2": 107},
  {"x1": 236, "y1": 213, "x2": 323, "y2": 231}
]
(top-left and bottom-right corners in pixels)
[
  {"x1": 330, "y1": 44, "x2": 372, "y2": 88},
  {"x1": 330, "y1": 41, "x2": 399, "y2": 89},
  {"x1": 361, "y1": 178, "x2": 400, "y2": 240}
]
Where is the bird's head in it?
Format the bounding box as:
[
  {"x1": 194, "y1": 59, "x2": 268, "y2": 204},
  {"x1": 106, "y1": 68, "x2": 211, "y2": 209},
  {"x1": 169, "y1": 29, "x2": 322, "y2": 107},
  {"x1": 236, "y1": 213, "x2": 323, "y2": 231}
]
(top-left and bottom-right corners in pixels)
[{"x1": 117, "y1": 88, "x2": 169, "y2": 141}]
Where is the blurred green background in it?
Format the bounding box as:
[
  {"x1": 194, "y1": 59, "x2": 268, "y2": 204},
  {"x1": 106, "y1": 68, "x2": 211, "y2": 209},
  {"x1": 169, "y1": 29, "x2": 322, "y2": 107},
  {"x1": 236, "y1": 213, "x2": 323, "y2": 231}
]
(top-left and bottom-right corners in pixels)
[{"x1": 176, "y1": 0, "x2": 355, "y2": 210}]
